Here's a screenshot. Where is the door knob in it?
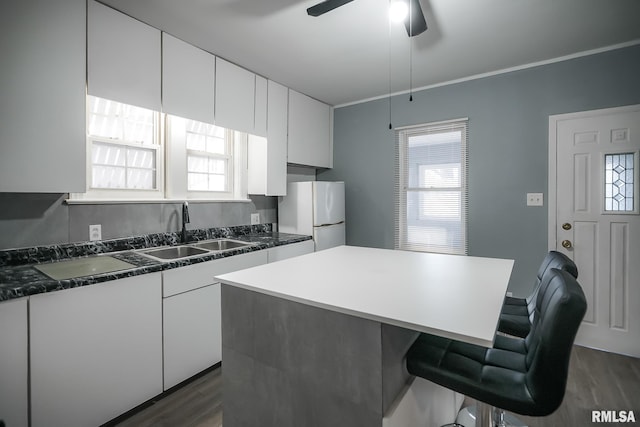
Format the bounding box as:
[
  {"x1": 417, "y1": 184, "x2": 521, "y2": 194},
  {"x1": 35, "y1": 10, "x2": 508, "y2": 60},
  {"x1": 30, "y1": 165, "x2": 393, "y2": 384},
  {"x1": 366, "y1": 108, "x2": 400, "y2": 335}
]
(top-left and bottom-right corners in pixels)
[
  {"x1": 562, "y1": 240, "x2": 573, "y2": 249},
  {"x1": 562, "y1": 223, "x2": 572, "y2": 230}
]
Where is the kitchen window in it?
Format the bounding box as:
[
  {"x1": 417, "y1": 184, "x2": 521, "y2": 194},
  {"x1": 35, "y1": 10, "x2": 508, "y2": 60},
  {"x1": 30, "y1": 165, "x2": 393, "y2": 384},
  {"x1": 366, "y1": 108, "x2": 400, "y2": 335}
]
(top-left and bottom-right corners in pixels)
[
  {"x1": 395, "y1": 119, "x2": 469, "y2": 255},
  {"x1": 166, "y1": 115, "x2": 242, "y2": 200},
  {"x1": 72, "y1": 96, "x2": 245, "y2": 202},
  {"x1": 72, "y1": 95, "x2": 164, "y2": 200}
]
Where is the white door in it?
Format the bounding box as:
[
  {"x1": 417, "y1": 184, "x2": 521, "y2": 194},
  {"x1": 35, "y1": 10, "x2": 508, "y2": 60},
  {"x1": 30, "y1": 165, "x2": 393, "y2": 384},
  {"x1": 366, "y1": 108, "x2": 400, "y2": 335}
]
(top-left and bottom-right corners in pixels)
[{"x1": 550, "y1": 104, "x2": 640, "y2": 357}]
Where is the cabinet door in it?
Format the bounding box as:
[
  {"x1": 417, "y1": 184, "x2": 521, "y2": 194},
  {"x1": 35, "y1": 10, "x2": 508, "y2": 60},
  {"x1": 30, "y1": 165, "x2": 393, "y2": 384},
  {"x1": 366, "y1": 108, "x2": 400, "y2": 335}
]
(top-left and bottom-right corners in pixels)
[
  {"x1": 254, "y1": 75, "x2": 268, "y2": 136},
  {"x1": 88, "y1": 0, "x2": 161, "y2": 110},
  {"x1": 162, "y1": 33, "x2": 215, "y2": 124},
  {"x1": 248, "y1": 80, "x2": 288, "y2": 196},
  {"x1": 0, "y1": 298, "x2": 28, "y2": 427},
  {"x1": 163, "y1": 284, "x2": 221, "y2": 390},
  {"x1": 215, "y1": 57, "x2": 255, "y2": 133},
  {"x1": 288, "y1": 90, "x2": 332, "y2": 168},
  {"x1": 266, "y1": 80, "x2": 289, "y2": 195},
  {"x1": 0, "y1": 0, "x2": 85, "y2": 192},
  {"x1": 30, "y1": 274, "x2": 163, "y2": 427}
]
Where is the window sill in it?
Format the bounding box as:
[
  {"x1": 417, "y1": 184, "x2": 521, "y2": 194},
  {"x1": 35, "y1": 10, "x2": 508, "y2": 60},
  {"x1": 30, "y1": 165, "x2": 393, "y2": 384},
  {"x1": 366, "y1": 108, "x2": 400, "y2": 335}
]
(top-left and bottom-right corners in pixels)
[{"x1": 65, "y1": 198, "x2": 253, "y2": 205}]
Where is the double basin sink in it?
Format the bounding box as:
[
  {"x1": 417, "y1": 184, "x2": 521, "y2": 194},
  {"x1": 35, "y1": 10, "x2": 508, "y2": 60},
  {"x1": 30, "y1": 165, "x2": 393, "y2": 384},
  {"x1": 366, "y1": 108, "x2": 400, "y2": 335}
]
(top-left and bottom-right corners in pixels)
[
  {"x1": 34, "y1": 238, "x2": 255, "y2": 281},
  {"x1": 138, "y1": 238, "x2": 256, "y2": 261}
]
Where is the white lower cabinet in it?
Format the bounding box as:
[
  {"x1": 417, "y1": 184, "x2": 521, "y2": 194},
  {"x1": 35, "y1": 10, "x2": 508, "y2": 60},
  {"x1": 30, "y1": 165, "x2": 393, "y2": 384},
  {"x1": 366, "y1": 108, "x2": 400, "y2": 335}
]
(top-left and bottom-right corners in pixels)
[
  {"x1": 163, "y1": 283, "x2": 221, "y2": 390},
  {"x1": 0, "y1": 298, "x2": 28, "y2": 427},
  {"x1": 24, "y1": 244, "x2": 299, "y2": 425},
  {"x1": 29, "y1": 273, "x2": 163, "y2": 427},
  {"x1": 267, "y1": 240, "x2": 315, "y2": 263},
  {"x1": 162, "y1": 250, "x2": 268, "y2": 389}
]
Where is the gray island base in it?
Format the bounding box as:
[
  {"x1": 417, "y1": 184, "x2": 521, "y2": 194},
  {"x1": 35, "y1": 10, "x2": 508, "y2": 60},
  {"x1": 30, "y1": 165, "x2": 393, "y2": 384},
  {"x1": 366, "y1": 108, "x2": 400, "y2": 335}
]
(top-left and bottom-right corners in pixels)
[
  {"x1": 217, "y1": 246, "x2": 513, "y2": 426},
  {"x1": 221, "y1": 285, "x2": 461, "y2": 426}
]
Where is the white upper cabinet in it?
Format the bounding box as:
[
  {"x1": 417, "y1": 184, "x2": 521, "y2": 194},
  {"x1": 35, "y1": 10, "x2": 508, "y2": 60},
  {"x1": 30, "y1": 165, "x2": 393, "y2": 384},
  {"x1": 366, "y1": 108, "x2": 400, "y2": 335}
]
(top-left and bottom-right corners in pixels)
[
  {"x1": 215, "y1": 58, "x2": 255, "y2": 134},
  {"x1": 254, "y1": 75, "x2": 268, "y2": 137},
  {"x1": 88, "y1": 0, "x2": 161, "y2": 111},
  {"x1": 288, "y1": 90, "x2": 333, "y2": 168},
  {"x1": 162, "y1": 33, "x2": 215, "y2": 124},
  {"x1": 0, "y1": 0, "x2": 86, "y2": 192},
  {"x1": 248, "y1": 80, "x2": 288, "y2": 196}
]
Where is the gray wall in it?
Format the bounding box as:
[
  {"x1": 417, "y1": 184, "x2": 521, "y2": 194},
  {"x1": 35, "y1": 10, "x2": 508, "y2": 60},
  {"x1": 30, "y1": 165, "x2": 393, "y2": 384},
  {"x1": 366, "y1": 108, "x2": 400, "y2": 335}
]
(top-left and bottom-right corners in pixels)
[
  {"x1": 319, "y1": 45, "x2": 640, "y2": 297},
  {"x1": 0, "y1": 193, "x2": 276, "y2": 249}
]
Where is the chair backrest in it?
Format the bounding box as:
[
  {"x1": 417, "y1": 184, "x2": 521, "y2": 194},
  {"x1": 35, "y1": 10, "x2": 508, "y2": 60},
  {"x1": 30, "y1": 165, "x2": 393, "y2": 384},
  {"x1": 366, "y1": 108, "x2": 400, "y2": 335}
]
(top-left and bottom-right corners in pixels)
[
  {"x1": 523, "y1": 268, "x2": 587, "y2": 415},
  {"x1": 526, "y1": 251, "x2": 579, "y2": 319}
]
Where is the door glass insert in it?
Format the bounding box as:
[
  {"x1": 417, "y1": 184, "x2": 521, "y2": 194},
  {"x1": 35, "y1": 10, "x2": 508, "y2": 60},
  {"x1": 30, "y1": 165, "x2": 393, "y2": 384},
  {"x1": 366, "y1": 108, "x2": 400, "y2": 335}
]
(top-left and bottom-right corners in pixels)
[{"x1": 605, "y1": 153, "x2": 635, "y2": 212}]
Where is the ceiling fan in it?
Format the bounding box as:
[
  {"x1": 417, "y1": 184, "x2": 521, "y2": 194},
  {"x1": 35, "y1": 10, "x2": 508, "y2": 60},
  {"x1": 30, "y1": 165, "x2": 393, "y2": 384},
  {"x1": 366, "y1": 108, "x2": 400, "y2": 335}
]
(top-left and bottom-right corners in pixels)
[{"x1": 307, "y1": 0, "x2": 427, "y2": 37}]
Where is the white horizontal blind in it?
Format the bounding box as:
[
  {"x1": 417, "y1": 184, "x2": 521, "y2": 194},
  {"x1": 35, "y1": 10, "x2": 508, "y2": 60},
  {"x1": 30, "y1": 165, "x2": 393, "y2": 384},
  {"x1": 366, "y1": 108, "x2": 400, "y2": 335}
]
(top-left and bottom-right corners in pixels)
[{"x1": 395, "y1": 119, "x2": 469, "y2": 255}]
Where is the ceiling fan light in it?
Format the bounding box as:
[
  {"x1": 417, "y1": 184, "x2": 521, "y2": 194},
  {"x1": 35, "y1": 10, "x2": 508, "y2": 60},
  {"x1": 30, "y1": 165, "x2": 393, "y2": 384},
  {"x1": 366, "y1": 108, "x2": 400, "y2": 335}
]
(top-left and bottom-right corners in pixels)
[{"x1": 389, "y1": 1, "x2": 408, "y2": 23}]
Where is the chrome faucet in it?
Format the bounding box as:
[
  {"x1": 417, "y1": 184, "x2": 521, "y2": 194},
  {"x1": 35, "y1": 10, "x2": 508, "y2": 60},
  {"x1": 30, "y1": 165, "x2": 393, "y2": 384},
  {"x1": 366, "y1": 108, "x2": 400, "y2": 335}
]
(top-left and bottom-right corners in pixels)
[{"x1": 181, "y1": 201, "x2": 190, "y2": 243}]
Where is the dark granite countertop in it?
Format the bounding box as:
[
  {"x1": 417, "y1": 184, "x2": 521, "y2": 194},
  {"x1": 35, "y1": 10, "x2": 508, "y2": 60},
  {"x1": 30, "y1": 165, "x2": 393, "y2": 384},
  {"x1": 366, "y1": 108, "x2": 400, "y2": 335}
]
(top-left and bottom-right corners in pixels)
[{"x1": 0, "y1": 224, "x2": 312, "y2": 302}]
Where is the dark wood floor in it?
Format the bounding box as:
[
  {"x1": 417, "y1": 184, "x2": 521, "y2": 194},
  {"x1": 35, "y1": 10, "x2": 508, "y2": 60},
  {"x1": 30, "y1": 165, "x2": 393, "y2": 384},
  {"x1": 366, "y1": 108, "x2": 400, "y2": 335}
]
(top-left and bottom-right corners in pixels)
[
  {"x1": 112, "y1": 345, "x2": 639, "y2": 427},
  {"x1": 111, "y1": 367, "x2": 223, "y2": 427}
]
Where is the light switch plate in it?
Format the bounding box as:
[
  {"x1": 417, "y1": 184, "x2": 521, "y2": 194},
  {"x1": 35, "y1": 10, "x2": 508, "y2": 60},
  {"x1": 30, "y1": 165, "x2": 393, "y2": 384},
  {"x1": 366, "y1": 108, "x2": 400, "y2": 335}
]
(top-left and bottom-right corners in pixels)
[
  {"x1": 250, "y1": 213, "x2": 260, "y2": 225},
  {"x1": 526, "y1": 193, "x2": 544, "y2": 206},
  {"x1": 89, "y1": 224, "x2": 102, "y2": 241}
]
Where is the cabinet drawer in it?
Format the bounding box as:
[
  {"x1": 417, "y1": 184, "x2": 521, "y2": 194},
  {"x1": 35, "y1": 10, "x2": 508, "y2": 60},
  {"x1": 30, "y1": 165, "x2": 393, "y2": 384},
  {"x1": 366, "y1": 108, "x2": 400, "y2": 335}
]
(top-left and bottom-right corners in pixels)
[
  {"x1": 267, "y1": 240, "x2": 315, "y2": 263},
  {"x1": 163, "y1": 250, "x2": 268, "y2": 297}
]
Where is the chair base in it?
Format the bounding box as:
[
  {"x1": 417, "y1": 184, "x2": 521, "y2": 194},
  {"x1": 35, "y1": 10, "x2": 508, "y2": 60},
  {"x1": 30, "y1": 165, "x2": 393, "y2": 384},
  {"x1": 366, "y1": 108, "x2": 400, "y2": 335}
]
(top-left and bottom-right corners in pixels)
[{"x1": 455, "y1": 405, "x2": 528, "y2": 427}]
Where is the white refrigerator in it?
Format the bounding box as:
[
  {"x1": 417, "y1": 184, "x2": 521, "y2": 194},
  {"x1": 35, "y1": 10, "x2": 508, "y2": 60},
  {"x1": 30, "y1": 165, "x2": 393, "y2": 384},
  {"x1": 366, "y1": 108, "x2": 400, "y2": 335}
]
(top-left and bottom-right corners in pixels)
[{"x1": 278, "y1": 181, "x2": 345, "y2": 251}]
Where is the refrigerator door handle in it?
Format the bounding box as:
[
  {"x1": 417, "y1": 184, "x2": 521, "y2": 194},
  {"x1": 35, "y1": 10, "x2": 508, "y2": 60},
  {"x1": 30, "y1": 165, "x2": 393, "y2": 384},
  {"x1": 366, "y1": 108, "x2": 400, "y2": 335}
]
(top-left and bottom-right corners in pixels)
[{"x1": 316, "y1": 220, "x2": 345, "y2": 228}]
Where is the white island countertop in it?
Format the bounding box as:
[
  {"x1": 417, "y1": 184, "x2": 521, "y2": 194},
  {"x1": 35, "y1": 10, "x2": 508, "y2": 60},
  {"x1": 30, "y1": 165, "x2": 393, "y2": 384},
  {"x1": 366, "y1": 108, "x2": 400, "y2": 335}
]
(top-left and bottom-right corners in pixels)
[{"x1": 216, "y1": 245, "x2": 514, "y2": 347}]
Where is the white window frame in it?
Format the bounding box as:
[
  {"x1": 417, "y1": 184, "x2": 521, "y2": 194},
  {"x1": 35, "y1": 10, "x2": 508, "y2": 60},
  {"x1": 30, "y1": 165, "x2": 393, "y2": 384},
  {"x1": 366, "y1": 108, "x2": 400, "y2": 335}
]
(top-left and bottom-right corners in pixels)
[
  {"x1": 186, "y1": 127, "x2": 233, "y2": 196},
  {"x1": 395, "y1": 118, "x2": 469, "y2": 255},
  {"x1": 165, "y1": 114, "x2": 247, "y2": 201},
  {"x1": 71, "y1": 96, "x2": 165, "y2": 201},
  {"x1": 71, "y1": 96, "x2": 249, "y2": 203}
]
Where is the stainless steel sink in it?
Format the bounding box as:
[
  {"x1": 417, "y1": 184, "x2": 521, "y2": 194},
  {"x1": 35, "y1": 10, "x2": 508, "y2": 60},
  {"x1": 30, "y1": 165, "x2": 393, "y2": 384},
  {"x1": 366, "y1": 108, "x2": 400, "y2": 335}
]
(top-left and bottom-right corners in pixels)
[
  {"x1": 192, "y1": 239, "x2": 253, "y2": 252},
  {"x1": 140, "y1": 245, "x2": 209, "y2": 260}
]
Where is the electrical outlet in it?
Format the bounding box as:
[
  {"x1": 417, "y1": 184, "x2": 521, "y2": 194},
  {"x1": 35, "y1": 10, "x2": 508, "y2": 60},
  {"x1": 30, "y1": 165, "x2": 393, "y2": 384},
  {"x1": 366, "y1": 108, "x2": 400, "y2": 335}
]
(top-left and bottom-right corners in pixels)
[
  {"x1": 526, "y1": 193, "x2": 544, "y2": 207},
  {"x1": 251, "y1": 213, "x2": 260, "y2": 225},
  {"x1": 89, "y1": 224, "x2": 102, "y2": 241}
]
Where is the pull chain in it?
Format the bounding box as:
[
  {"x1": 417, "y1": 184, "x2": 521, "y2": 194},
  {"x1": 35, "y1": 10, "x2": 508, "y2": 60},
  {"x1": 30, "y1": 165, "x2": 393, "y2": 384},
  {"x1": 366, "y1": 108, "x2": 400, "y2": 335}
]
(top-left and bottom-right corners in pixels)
[
  {"x1": 388, "y1": 0, "x2": 393, "y2": 129},
  {"x1": 409, "y1": 0, "x2": 413, "y2": 102}
]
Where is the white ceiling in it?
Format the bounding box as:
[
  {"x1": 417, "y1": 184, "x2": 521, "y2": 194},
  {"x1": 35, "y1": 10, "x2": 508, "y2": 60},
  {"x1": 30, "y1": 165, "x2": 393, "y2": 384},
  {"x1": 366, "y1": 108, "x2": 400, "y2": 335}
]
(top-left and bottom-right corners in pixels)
[{"x1": 98, "y1": 0, "x2": 640, "y2": 107}]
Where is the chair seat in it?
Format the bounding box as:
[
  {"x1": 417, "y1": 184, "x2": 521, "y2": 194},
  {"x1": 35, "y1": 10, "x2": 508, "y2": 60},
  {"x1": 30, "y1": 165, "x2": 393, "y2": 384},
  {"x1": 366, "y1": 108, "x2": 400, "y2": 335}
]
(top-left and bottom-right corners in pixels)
[
  {"x1": 493, "y1": 334, "x2": 526, "y2": 354},
  {"x1": 503, "y1": 295, "x2": 527, "y2": 306},
  {"x1": 406, "y1": 333, "x2": 540, "y2": 416},
  {"x1": 500, "y1": 303, "x2": 529, "y2": 316},
  {"x1": 498, "y1": 313, "x2": 531, "y2": 337}
]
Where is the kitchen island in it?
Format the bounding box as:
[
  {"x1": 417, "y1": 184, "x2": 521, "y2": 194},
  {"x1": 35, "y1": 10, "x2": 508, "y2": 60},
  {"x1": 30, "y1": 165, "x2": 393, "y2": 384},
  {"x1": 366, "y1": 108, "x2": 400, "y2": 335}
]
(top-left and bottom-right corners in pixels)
[{"x1": 216, "y1": 245, "x2": 514, "y2": 427}]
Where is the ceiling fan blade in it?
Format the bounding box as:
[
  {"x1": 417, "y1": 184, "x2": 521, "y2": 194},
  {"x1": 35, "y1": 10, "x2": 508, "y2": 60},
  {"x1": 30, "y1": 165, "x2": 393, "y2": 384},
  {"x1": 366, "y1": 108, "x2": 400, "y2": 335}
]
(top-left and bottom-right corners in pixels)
[
  {"x1": 307, "y1": 0, "x2": 354, "y2": 17},
  {"x1": 404, "y1": 0, "x2": 427, "y2": 37}
]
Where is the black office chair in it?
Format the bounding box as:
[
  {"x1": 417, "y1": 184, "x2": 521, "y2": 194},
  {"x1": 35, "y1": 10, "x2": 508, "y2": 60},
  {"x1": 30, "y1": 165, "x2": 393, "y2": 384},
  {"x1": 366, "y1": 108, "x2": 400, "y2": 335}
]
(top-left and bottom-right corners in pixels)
[
  {"x1": 406, "y1": 268, "x2": 587, "y2": 427},
  {"x1": 498, "y1": 251, "x2": 578, "y2": 337}
]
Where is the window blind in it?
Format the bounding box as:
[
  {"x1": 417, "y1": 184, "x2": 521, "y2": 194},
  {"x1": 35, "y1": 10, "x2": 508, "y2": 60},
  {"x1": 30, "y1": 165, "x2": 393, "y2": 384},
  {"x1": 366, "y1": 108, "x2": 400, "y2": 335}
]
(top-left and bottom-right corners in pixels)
[{"x1": 395, "y1": 118, "x2": 469, "y2": 255}]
